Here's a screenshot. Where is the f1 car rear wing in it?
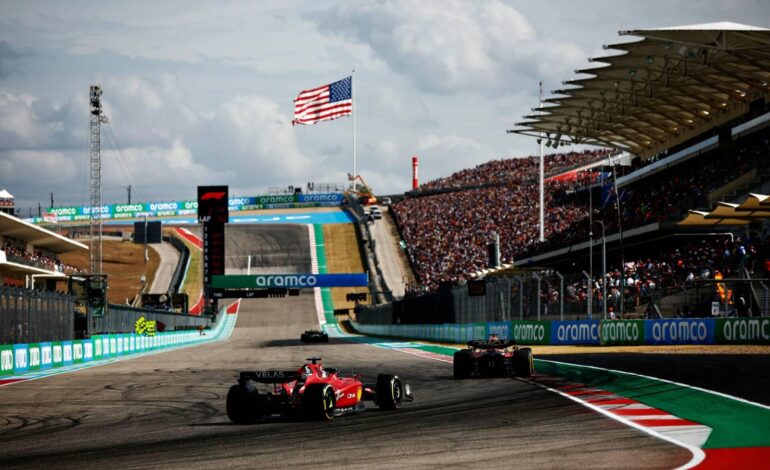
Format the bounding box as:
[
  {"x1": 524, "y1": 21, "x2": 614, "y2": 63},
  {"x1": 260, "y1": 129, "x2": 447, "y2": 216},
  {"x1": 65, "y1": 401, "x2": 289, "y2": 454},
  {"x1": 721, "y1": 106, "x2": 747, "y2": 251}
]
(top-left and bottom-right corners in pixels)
[
  {"x1": 240, "y1": 371, "x2": 301, "y2": 384},
  {"x1": 467, "y1": 339, "x2": 516, "y2": 349}
]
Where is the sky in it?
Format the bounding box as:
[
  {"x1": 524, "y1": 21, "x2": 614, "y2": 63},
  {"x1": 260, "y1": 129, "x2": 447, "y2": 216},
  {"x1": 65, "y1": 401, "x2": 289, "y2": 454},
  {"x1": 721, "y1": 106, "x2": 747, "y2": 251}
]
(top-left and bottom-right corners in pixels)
[{"x1": 0, "y1": 0, "x2": 768, "y2": 212}]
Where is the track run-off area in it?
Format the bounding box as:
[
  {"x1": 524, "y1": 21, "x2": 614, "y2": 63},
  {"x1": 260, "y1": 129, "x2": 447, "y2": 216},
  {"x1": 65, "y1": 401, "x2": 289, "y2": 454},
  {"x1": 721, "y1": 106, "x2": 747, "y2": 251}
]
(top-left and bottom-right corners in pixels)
[{"x1": 1, "y1": 217, "x2": 768, "y2": 469}]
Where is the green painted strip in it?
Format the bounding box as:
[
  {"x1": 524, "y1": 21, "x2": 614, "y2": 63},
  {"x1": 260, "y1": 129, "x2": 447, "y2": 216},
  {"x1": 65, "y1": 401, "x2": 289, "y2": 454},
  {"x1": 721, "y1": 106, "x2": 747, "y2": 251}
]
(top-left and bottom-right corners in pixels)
[
  {"x1": 534, "y1": 359, "x2": 770, "y2": 449},
  {"x1": 313, "y1": 224, "x2": 337, "y2": 324}
]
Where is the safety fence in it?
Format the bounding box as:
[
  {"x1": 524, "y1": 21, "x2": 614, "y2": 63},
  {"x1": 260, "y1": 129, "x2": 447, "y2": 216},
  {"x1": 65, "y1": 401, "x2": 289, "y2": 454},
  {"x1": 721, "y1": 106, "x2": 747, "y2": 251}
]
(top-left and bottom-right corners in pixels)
[
  {"x1": 351, "y1": 317, "x2": 770, "y2": 346},
  {"x1": 357, "y1": 273, "x2": 770, "y2": 324},
  {"x1": 91, "y1": 304, "x2": 212, "y2": 335},
  {"x1": 0, "y1": 307, "x2": 236, "y2": 376},
  {"x1": 0, "y1": 287, "x2": 74, "y2": 344}
]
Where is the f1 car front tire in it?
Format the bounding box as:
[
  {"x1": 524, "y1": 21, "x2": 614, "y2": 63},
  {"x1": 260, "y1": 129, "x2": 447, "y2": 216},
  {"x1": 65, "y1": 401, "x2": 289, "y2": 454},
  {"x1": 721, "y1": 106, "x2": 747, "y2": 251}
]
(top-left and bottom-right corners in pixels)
[
  {"x1": 226, "y1": 384, "x2": 264, "y2": 424},
  {"x1": 304, "y1": 383, "x2": 336, "y2": 421},
  {"x1": 375, "y1": 374, "x2": 403, "y2": 410},
  {"x1": 453, "y1": 350, "x2": 473, "y2": 379},
  {"x1": 513, "y1": 347, "x2": 534, "y2": 377}
]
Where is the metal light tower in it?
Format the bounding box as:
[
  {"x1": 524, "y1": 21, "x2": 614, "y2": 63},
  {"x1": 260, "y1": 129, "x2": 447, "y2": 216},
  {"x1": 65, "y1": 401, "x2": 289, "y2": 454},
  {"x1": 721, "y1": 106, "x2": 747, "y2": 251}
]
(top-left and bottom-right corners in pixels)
[{"x1": 89, "y1": 85, "x2": 108, "y2": 274}]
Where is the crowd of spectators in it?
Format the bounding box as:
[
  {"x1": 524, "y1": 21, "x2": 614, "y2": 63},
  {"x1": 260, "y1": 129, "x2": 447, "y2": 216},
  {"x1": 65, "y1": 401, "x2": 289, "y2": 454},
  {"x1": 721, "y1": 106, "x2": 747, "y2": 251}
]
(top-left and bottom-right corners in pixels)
[
  {"x1": 1, "y1": 239, "x2": 84, "y2": 274},
  {"x1": 392, "y1": 130, "x2": 770, "y2": 293},
  {"x1": 416, "y1": 149, "x2": 614, "y2": 192},
  {"x1": 393, "y1": 149, "x2": 612, "y2": 291}
]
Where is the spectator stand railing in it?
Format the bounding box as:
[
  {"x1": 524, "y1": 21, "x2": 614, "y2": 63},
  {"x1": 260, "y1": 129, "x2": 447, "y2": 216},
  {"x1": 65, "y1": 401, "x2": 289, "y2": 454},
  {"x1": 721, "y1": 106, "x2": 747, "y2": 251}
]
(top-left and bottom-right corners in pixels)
[{"x1": 0, "y1": 286, "x2": 74, "y2": 344}]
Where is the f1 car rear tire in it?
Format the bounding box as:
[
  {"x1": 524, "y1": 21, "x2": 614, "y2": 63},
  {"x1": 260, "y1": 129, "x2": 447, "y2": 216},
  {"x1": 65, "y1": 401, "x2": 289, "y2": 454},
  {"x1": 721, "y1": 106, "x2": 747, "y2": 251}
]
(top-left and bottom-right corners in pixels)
[
  {"x1": 226, "y1": 384, "x2": 264, "y2": 424},
  {"x1": 453, "y1": 350, "x2": 473, "y2": 379},
  {"x1": 375, "y1": 374, "x2": 403, "y2": 410},
  {"x1": 513, "y1": 347, "x2": 533, "y2": 377},
  {"x1": 300, "y1": 334, "x2": 308, "y2": 343},
  {"x1": 304, "y1": 383, "x2": 336, "y2": 421}
]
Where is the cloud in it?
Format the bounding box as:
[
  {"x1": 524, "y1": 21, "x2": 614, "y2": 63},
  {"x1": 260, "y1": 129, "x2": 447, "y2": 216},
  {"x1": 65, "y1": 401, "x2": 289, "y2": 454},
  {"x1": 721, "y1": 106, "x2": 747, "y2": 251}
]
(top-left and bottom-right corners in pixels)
[
  {"x1": 0, "y1": 91, "x2": 84, "y2": 150},
  {"x1": 0, "y1": 74, "x2": 317, "y2": 207},
  {"x1": 0, "y1": 41, "x2": 32, "y2": 79},
  {"x1": 312, "y1": 0, "x2": 585, "y2": 94}
]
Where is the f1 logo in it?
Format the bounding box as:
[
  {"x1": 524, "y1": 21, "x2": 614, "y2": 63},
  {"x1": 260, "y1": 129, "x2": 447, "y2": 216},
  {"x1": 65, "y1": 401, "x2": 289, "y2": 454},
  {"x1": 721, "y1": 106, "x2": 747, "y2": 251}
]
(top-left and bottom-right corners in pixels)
[{"x1": 201, "y1": 192, "x2": 226, "y2": 201}]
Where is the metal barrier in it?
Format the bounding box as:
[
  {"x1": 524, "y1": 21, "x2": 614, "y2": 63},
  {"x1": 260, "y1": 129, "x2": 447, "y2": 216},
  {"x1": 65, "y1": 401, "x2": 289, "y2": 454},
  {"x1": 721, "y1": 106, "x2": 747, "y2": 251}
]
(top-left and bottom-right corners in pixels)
[
  {"x1": 91, "y1": 305, "x2": 213, "y2": 335},
  {"x1": 356, "y1": 269, "x2": 770, "y2": 325},
  {"x1": 165, "y1": 234, "x2": 190, "y2": 295},
  {"x1": 0, "y1": 286, "x2": 74, "y2": 344}
]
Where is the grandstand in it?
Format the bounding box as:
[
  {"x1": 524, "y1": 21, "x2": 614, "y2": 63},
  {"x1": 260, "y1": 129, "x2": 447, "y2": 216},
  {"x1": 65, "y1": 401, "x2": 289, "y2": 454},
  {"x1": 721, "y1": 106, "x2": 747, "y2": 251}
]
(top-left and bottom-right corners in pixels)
[
  {"x1": 0, "y1": 210, "x2": 88, "y2": 288},
  {"x1": 385, "y1": 23, "x2": 770, "y2": 320}
]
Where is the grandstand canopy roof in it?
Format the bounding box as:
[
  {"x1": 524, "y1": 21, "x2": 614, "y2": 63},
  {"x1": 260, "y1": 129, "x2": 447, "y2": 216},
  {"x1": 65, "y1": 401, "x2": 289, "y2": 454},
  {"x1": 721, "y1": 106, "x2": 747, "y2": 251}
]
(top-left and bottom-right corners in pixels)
[
  {"x1": 0, "y1": 211, "x2": 88, "y2": 253},
  {"x1": 736, "y1": 193, "x2": 770, "y2": 211},
  {"x1": 510, "y1": 22, "x2": 770, "y2": 159},
  {"x1": 706, "y1": 201, "x2": 770, "y2": 219},
  {"x1": 678, "y1": 193, "x2": 770, "y2": 226},
  {"x1": 678, "y1": 210, "x2": 750, "y2": 227}
]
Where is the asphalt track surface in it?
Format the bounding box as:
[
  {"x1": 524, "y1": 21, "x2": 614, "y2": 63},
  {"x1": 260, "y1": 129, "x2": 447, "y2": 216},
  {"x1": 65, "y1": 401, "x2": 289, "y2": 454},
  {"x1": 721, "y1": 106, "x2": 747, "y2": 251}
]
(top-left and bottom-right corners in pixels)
[{"x1": 0, "y1": 225, "x2": 692, "y2": 469}]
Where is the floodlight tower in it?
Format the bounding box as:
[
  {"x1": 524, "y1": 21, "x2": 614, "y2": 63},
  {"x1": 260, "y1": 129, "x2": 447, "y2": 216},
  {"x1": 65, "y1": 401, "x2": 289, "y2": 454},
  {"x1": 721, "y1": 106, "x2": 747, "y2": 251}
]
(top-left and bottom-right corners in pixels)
[{"x1": 89, "y1": 85, "x2": 108, "y2": 274}]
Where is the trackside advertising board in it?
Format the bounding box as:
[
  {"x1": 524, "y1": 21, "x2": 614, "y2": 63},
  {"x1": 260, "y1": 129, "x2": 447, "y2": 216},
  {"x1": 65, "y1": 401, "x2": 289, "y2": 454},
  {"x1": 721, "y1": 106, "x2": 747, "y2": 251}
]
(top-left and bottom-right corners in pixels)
[
  {"x1": 352, "y1": 318, "x2": 741, "y2": 346},
  {"x1": 510, "y1": 321, "x2": 551, "y2": 345},
  {"x1": 551, "y1": 320, "x2": 601, "y2": 345},
  {"x1": 0, "y1": 315, "x2": 236, "y2": 381},
  {"x1": 211, "y1": 273, "x2": 368, "y2": 289},
  {"x1": 715, "y1": 318, "x2": 770, "y2": 344},
  {"x1": 600, "y1": 320, "x2": 645, "y2": 345},
  {"x1": 644, "y1": 318, "x2": 715, "y2": 345},
  {"x1": 40, "y1": 193, "x2": 345, "y2": 222}
]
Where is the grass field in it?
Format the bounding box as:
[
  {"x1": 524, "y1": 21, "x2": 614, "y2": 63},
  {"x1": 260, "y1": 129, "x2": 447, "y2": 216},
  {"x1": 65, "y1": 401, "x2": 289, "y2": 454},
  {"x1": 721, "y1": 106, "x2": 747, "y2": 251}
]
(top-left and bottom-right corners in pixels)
[
  {"x1": 59, "y1": 239, "x2": 160, "y2": 304},
  {"x1": 324, "y1": 224, "x2": 368, "y2": 311}
]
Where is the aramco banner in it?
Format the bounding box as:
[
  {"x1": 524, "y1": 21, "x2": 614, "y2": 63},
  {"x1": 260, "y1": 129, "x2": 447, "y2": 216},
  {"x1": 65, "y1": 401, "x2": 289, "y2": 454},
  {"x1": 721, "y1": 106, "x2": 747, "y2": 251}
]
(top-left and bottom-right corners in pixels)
[
  {"x1": 210, "y1": 273, "x2": 368, "y2": 289},
  {"x1": 41, "y1": 193, "x2": 345, "y2": 222}
]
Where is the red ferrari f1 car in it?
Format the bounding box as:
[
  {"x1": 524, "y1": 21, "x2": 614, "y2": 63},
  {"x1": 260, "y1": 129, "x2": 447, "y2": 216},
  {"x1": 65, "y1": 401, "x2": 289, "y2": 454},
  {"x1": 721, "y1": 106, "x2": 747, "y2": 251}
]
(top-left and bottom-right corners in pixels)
[
  {"x1": 226, "y1": 357, "x2": 413, "y2": 423},
  {"x1": 453, "y1": 339, "x2": 533, "y2": 379}
]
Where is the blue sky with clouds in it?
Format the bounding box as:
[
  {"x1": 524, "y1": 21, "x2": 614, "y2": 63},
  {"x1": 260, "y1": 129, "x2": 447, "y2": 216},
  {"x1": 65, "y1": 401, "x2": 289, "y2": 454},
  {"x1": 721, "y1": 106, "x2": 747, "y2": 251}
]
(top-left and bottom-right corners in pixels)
[{"x1": 0, "y1": 0, "x2": 767, "y2": 211}]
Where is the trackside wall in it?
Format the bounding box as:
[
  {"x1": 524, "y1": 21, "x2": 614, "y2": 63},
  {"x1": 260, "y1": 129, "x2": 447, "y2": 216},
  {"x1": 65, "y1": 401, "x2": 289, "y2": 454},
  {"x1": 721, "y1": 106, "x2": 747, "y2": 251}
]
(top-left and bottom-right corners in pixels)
[
  {"x1": 0, "y1": 308, "x2": 236, "y2": 377},
  {"x1": 350, "y1": 318, "x2": 770, "y2": 346}
]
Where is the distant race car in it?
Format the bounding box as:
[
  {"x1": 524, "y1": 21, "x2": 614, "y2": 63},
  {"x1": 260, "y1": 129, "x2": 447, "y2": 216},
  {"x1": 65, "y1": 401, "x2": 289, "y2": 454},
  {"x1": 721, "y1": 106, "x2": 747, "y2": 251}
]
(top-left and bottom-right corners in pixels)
[
  {"x1": 453, "y1": 338, "x2": 533, "y2": 379},
  {"x1": 300, "y1": 329, "x2": 328, "y2": 343},
  {"x1": 226, "y1": 357, "x2": 414, "y2": 423}
]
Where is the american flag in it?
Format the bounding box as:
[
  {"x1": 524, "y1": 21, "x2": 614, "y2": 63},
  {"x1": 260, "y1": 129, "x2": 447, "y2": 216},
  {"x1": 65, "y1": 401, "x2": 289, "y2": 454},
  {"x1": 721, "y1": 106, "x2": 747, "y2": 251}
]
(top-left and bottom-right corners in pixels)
[{"x1": 292, "y1": 76, "x2": 352, "y2": 126}]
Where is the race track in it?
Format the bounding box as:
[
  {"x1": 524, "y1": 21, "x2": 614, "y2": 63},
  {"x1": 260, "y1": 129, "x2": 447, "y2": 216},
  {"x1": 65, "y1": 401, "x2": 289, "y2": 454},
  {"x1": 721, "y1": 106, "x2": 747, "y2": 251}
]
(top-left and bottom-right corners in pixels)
[{"x1": 0, "y1": 225, "x2": 692, "y2": 469}]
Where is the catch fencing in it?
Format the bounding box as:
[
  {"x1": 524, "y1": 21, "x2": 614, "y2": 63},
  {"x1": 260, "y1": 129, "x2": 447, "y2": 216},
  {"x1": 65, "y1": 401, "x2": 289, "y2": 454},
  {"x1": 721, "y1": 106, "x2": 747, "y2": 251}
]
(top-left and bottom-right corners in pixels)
[
  {"x1": 91, "y1": 305, "x2": 213, "y2": 335},
  {"x1": 0, "y1": 286, "x2": 74, "y2": 344},
  {"x1": 356, "y1": 270, "x2": 770, "y2": 325}
]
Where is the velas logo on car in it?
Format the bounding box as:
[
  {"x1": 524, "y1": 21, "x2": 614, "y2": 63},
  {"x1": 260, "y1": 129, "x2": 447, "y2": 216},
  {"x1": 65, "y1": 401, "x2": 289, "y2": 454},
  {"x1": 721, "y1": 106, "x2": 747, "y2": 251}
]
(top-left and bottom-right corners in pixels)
[
  {"x1": 254, "y1": 371, "x2": 286, "y2": 379},
  {"x1": 201, "y1": 192, "x2": 226, "y2": 200}
]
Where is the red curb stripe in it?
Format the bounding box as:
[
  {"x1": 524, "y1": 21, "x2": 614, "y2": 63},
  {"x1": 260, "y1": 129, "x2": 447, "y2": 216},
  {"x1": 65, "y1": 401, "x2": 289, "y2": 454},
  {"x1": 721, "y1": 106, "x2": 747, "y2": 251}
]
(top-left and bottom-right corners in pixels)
[
  {"x1": 226, "y1": 300, "x2": 241, "y2": 314},
  {"x1": 557, "y1": 383, "x2": 588, "y2": 390},
  {"x1": 588, "y1": 398, "x2": 638, "y2": 405},
  {"x1": 696, "y1": 447, "x2": 770, "y2": 469},
  {"x1": 566, "y1": 389, "x2": 613, "y2": 397},
  {"x1": 635, "y1": 418, "x2": 698, "y2": 427},
  {"x1": 0, "y1": 378, "x2": 27, "y2": 386},
  {"x1": 613, "y1": 408, "x2": 668, "y2": 416},
  {"x1": 174, "y1": 227, "x2": 203, "y2": 250},
  {"x1": 189, "y1": 293, "x2": 205, "y2": 315}
]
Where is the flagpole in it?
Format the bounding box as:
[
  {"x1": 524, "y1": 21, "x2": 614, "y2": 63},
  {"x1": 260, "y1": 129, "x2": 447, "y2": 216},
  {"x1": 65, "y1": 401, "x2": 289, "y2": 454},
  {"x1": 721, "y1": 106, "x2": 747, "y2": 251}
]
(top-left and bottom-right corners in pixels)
[
  {"x1": 352, "y1": 69, "x2": 357, "y2": 192},
  {"x1": 539, "y1": 81, "x2": 545, "y2": 242}
]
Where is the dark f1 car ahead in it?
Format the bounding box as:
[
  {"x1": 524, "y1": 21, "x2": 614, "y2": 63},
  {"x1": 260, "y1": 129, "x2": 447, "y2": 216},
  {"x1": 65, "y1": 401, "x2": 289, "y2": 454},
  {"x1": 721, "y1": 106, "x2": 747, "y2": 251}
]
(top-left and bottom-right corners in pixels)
[
  {"x1": 226, "y1": 357, "x2": 413, "y2": 423},
  {"x1": 453, "y1": 339, "x2": 533, "y2": 379},
  {"x1": 300, "y1": 329, "x2": 328, "y2": 343}
]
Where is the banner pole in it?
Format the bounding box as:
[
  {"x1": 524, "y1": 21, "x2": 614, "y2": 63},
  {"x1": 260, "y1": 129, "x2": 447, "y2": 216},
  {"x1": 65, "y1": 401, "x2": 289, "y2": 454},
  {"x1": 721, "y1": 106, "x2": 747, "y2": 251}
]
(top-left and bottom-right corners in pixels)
[{"x1": 352, "y1": 69, "x2": 357, "y2": 191}]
